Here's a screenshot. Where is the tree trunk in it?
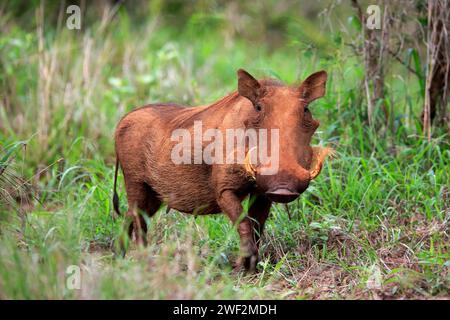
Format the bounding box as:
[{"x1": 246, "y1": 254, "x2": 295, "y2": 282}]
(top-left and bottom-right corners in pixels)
[
  {"x1": 423, "y1": 0, "x2": 450, "y2": 139},
  {"x1": 352, "y1": 0, "x2": 390, "y2": 127}
]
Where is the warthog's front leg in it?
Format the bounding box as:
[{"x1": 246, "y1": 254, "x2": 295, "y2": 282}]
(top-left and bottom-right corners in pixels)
[
  {"x1": 248, "y1": 195, "x2": 271, "y2": 250},
  {"x1": 218, "y1": 190, "x2": 258, "y2": 272}
]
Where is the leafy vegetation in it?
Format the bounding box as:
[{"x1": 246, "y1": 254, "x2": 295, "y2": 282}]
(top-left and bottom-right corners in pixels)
[{"x1": 0, "y1": 1, "x2": 448, "y2": 299}]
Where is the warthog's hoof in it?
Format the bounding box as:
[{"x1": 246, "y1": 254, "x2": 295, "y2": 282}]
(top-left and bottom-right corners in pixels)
[
  {"x1": 243, "y1": 254, "x2": 258, "y2": 272},
  {"x1": 234, "y1": 254, "x2": 259, "y2": 273}
]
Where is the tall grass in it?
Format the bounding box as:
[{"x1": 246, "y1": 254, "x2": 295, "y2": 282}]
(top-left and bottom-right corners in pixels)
[{"x1": 0, "y1": 2, "x2": 448, "y2": 299}]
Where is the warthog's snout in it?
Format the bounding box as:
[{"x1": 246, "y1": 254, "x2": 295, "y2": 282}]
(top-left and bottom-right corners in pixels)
[{"x1": 265, "y1": 147, "x2": 335, "y2": 203}]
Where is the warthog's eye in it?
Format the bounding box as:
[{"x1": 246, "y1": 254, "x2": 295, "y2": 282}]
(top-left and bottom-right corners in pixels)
[
  {"x1": 302, "y1": 107, "x2": 313, "y2": 128},
  {"x1": 254, "y1": 103, "x2": 262, "y2": 111}
]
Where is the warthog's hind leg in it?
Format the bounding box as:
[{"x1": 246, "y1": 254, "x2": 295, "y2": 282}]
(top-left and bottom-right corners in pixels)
[{"x1": 118, "y1": 181, "x2": 161, "y2": 255}]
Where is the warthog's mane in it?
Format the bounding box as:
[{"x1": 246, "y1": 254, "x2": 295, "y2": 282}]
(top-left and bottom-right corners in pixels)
[{"x1": 167, "y1": 77, "x2": 286, "y2": 129}]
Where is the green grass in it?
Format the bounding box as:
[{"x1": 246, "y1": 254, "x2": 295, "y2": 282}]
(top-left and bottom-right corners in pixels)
[{"x1": 0, "y1": 2, "x2": 448, "y2": 299}]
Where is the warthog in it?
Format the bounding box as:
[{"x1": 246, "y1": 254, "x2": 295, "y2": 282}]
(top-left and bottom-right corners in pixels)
[{"x1": 113, "y1": 69, "x2": 332, "y2": 271}]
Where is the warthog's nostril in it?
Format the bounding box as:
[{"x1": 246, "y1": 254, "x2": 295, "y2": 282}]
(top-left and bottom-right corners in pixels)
[{"x1": 265, "y1": 188, "x2": 300, "y2": 203}]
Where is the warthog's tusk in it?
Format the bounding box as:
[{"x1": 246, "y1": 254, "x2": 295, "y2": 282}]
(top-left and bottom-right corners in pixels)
[
  {"x1": 309, "y1": 146, "x2": 335, "y2": 180},
  {"x1": 244, "y1": 147, "x2": 257, "y2": 179},
  {"x1": 244, "y1": 146, "x2": 334, "y2": 180}
]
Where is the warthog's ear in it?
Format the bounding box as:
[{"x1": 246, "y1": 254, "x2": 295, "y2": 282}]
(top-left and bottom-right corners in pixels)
[
  {"x1": 299, "y1": 70, "x2": 327, "y2": 103},
  {"x1": 237, "y1": 69, "x2": 261, "y2": 104}
]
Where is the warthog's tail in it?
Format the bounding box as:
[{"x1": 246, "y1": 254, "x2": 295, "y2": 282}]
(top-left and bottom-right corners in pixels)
[{"x1": 113, "y1": 157, "x2": 121, "y2": 217}]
